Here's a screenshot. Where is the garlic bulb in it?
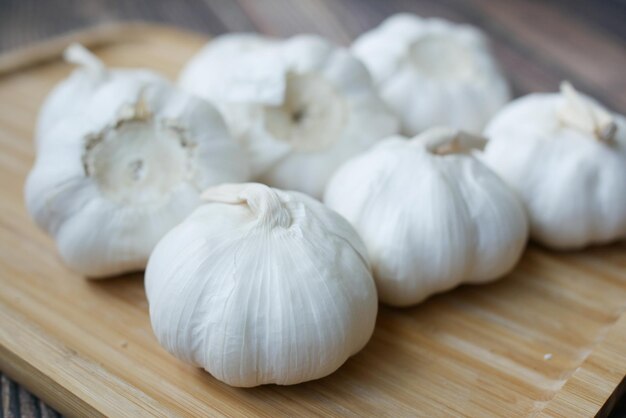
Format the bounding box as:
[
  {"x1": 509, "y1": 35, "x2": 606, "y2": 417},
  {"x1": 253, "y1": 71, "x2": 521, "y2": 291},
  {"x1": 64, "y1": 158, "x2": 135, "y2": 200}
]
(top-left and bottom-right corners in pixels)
[
  {"x1": 179, "y1": 34, "x2": 399, "y2": 198},
  {"x1": 146, "y1": 183, "x2": 377, "y2": 387},
  {"x1": 26, "y1": 58, "x2": 249, "y2": 278},
  {"x1": 483, "y1": 82, "x2": 626, "y2": 249},
  {"x1": 37, "y1": 43, "x2": 164, "y2": 145},
  {"x1": 352, "y1": 13, "x2": 510, "y2": 136},
  {"x1": 325, "y1": 127, "x2": 528, "y2": 306}
]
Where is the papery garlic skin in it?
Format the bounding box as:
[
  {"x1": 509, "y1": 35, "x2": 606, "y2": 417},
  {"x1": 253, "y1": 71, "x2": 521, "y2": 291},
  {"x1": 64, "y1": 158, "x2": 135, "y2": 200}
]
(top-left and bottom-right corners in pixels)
[
  {"x1": 26, "y1": 57, "x2": 249, "y2": 278},
  {"x1": 352, "y1": 13, "x2": 510, "y2": 136},
  {"x1": 325, "y1": 128, "x2": 528, "y2": 306},
  {"x1": 146, "y1": 183, "x2": 377, "y2": 387},
  {"x1": 179, "y1": 34, "x2": 399, "y2": 198},
  {"x1": 37, "y1": 44, "x2": 165, "y2": 145},
  {"x1": 483, "y1": 82, "x2": 626, "y2": 249}
]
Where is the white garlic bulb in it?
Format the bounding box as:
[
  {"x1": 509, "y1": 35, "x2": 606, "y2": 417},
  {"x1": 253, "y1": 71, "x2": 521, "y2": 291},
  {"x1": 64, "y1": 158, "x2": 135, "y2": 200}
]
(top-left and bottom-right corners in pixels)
[
  {"x1": 352, "y1": 13, "x2": 510, "y2": 136},
  {"x1": 179, "y1": 34, "x2": 399, "y2": 198},
  {"x1": 325, "y1": 127, "x2": 528, "y2": 306},
  {"x1": 37, "y1": 44, "x2": 164, "y2": 145},
  {"x1": 483, "y1": 82, "x2": 626, "y2": 249},
  {"x1": 26, "y1": 52, "x2": 249, "y2": 278},
  {"x1": 145, "y1": 183, "x2": 378, "y2": 387}
]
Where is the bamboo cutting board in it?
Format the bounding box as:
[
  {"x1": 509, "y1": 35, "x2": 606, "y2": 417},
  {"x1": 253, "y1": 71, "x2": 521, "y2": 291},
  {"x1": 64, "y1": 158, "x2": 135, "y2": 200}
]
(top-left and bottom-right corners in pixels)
[{"x1": 0, "y1": 23, "x2": 625, "y2": 417}]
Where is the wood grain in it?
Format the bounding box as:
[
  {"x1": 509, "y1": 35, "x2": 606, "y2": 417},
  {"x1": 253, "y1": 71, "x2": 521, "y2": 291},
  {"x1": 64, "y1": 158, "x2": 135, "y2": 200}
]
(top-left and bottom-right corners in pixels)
[
  {"x1": 0, "y1": 23, "x2": 625, "y2": 417},
  {"x1": 541, "y1": 314, "x2": 626, "y2": 417}
]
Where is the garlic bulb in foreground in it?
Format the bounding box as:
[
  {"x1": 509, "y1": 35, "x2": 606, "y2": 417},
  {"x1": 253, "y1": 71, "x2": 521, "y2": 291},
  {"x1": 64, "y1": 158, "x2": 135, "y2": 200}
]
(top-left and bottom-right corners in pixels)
[
  {"x1": 37, "y1": 43, "x2": 164, "y2": 145},
  {"x1": 483, "y1": 82, "x2": 626, "y2": 249},
  {"x1": 146, "y1": 183, "x2": 378, "y2": 387},
  {"x1": 26, "y1": 70, "x2": 249, "y2": 277},
  {"x1": 352, "y1": 13, "x2": 510, "y2": 136},
  {"x1": 179, "y1": 34, "x2": 399, "y2": 198},
  {"x1": 325, "y1": 127, "x2": 528, "y2": 306}
]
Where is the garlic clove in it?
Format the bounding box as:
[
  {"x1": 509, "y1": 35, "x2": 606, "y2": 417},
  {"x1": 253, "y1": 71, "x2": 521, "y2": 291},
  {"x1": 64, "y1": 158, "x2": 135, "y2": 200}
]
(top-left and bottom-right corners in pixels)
[
  {"x1": 27, "y1": 63, "x2": 249, "y2": 277},
  {"x1": 352, "y1": 13, "x2": 510, "y2": 136},
  {"x1": 325, "y1": 128, "x2": 528, "y2": 306},
  {"x1": 146, "y1": 183, "x2": 377, "y2": 386},
  {"x1": 179, "y1": 34, "x2": 399, "y2": 198},
  {"x1": 483, "y1": 83, "x2": 626, "y2": 249}
]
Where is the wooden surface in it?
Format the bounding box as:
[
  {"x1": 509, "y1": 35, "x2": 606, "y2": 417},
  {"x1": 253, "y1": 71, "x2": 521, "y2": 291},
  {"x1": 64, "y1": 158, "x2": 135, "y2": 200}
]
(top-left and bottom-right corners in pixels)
[{"x1": 0, "y1": 22, "x2": 626, "y2": 418}]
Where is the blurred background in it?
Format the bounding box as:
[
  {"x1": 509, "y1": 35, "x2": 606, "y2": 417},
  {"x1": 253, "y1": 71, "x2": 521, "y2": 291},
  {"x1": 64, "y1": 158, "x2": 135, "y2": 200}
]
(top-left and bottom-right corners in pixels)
[
  {"x1": 1, "y1": 0, "x2": 625, "y2": 113},
  {"x1": 0, "y1": 0, "x2": 625, "y2": 416}
]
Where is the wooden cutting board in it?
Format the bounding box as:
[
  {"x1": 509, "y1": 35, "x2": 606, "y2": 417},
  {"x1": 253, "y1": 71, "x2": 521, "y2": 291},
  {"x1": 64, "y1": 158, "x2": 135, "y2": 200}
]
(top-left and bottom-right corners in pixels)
[{"x1": 0, "y1": 23, "x2": 625, "y2": 417}]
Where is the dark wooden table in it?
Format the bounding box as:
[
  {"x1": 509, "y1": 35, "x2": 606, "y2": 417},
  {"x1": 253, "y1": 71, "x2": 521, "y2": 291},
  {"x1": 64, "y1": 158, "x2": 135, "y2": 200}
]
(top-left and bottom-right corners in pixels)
[{"x1": 0, "y1": 0, "x2": 625, "y2": 416}]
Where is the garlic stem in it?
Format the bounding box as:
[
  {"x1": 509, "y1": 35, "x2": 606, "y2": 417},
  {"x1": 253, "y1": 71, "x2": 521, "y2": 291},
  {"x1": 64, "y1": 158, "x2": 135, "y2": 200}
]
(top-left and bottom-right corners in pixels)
[
  {"x1": 116, "y1": 87, "x2": 152, "y2": 123},
  {"x1": 415, "y1": 126, "x2": 487, "y2": 155},
  {"x1": 133, "y1": 87, "x2": 151, "y2": 121},
  {"x1": 559, "y1": 81, "x2": 616, "y2": 142},
  {"x1": 64, "y1": 43, "x2": 107, "y2": 77},
  {"x1": 202, "y1": 184, "x2": 292, "y2": 228},
  {"x1": 597, "y1": 121, "x2": 617, "y2": 142}
]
